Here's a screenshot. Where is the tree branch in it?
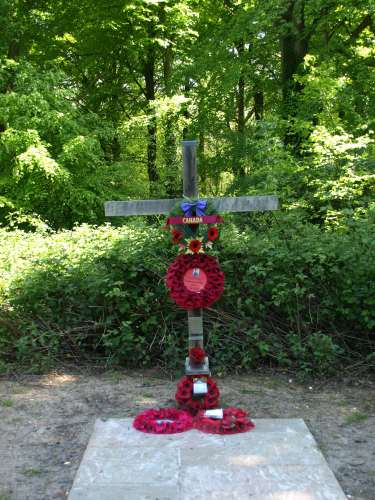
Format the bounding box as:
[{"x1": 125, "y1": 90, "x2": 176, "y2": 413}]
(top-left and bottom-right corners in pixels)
[
  {"x1": 122, "y1": 59, "x2": 148, "y2": 99},
  {"x1": 244, "y1": 108, "x2": 254, "y2": 124},
  {"x1": 305, "y1": 4, "x2": 334, "y2": 44},
  {"x1": 350, "y1": 14, "x2": 372, "y2": 41},
  {"x1": 327, "y1": 18, "x2": 346, "y2": 42}
]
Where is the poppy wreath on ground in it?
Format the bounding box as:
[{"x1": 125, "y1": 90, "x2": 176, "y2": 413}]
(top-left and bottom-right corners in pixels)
[
  {"x1": 194, "y1": 407, "x2": 255, "y2": 435},
  {"x1": 133, "y1": 408, "x2": 194, "y2": 434},
  {"x1": 166, "y1": 253, "x2": 224, "y2": 310},
  {"x1": 175, "y1": 375, "x2": 220, "y2": 415}
]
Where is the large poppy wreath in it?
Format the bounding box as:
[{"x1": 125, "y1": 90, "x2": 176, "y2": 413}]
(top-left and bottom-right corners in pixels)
[
  {"x1": 133, "y1": 408, "x2": 194, "y2": 434},
  {"x1": 166, "y1": 254, "x2": 224, "y2": 310}
]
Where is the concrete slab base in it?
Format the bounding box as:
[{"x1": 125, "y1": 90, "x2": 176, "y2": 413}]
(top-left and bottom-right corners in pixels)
[{"x1": 68, "y1": 418, "x2": 347, "y2": 500}]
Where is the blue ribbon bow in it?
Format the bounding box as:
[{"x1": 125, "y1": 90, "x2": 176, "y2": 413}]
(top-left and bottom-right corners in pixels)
[{"x1": 180, "y1": 199, "x2": 207, "y2": 217}]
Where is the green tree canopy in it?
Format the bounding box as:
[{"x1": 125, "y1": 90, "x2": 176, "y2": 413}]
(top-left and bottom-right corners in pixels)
[{"x1": 0, "y1": 0, "x2": 374, "y2": 228}]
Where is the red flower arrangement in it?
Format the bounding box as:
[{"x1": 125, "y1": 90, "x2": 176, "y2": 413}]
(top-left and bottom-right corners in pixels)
[
  {"x1": 165, "y1": 199, "x2": 223, "y2": 254},
  {"x1": 207, "y1": 227, "x2": 219, "y2": 241},
  {"x1": 171, "y1": 229, "x2": 183, "y2": 244},
  {"x1": 133, "y1": 408, "x2": 193, "y2": 434},
  {"x1": 194, "y1": 407, "x2": 255, "y2": 434},
  {"x1": 189, "y1": 347, "x2": 205, "y2": 365},
  {"x1": 188, "y1": 239, "x2": 203, "y2": 253},
  {"x1": 175, "y1": 375, "x2": 220, "y2": 415},
  {"x1": 166, "y1": 254, "x2": 224, "y2": 310}
]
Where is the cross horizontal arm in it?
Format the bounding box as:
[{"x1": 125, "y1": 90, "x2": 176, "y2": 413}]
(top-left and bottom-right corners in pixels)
[
  {"x1": 105, "y1": 198, "x2": 180, "y2": 216},
  {"x1": 214, "y1": 195, "x2": 278, "y2": 213},
  {"x1": 104, "y1": 195, "x2": 278, "y2": 217}
]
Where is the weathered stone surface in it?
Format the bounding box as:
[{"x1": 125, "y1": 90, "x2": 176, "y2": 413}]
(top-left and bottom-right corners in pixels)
[
  {"x1": 104, "y1": 195, "x2": 279, "y2": 217},
  {"x1": 69, "y1": 484, "x2": 178, "y2": 500},
  {"x1": 68, "y1": 418, "x2": 347, "y2": 500},
  {"x1": 74, "y1": 448, "x2": 179, "y2": 485},
  {"x1": 185, "y1": 356, "x2": 210, "y2": 375},
  {"x1": 180, "y1": 464, "x2": 346, "y2": 500}
]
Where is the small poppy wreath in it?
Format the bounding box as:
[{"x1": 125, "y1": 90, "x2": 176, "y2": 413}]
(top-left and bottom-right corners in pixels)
[
  {"x1": 165, "y1": 198, "x2": 222, "y2": 254},
  {"x1": 133, "y1": 408, "x2": 194, "y2": 434},
  {"x1": 194, "y1": 407, "x2": 255, "y2": 435},
  {"x1": 166, "y1": 254, "x2": 224, "y2": 310},
  {"x1": 175, "y1": 375, "x2": 220, "y2": 415}
]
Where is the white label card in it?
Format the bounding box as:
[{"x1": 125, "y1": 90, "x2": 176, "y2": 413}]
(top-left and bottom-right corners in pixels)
[
  {"x1": 204, "y1": 409, "x2": 223, "y2": 419},
  {"x1": 193, "y1": 381, "x2": 208, "y2": 395}
]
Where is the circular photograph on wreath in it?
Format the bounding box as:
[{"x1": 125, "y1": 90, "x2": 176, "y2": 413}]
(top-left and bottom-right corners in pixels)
[
  {"x1": 166, "y1": 254, "x2": 224, "y2": 310},
  {"x1": 133, "y1": 408, "x2": 194, "y2": 434}
]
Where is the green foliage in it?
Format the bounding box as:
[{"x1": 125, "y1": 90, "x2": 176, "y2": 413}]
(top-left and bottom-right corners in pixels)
[
  {"x1": 344, "y1": 411, "x2": 369, "y2": 425},
  {"x1": 0, "y1": 60, "x2": 148, "y2": 228},
  {"x1": 22, "y1": 469, "x2": 42, "y2": 477},
  {"x1": 0, "y1": 218, "x2": 373, "y2": 374},
  {"x1": 1, "y1": 2, "x2": 375, "y2": 228},
  {"x1": 1, "y1": 399, "x2": 13, "y2": 407},
  {"x1": 1, "y1": 0, "x2": 375, "y2": 377}
]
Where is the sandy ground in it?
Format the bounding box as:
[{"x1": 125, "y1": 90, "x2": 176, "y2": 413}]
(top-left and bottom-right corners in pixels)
[{"x1": 0, "y1": 369, "x2": 374, "y2": 500}]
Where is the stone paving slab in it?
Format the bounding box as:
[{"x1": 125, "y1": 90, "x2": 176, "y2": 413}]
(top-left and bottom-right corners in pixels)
[{"x1": 68, "y1": 418, "x2": 347, "y2": 500}]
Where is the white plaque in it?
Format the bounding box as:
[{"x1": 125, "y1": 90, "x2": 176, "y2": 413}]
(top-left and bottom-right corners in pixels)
[
  {"x1": 204, "y1": 409, "x2": 223, "y2": 419},
  {"x1": 193, "y1": 381, "x2": 208, "y2": 395}
]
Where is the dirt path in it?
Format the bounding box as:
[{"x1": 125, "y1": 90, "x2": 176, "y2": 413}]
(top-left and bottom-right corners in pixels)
[{"x1": 0, "y1": 369, "x2": 374, "y2": 500}]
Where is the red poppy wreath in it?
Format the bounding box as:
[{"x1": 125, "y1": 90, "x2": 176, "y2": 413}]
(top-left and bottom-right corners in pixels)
[
  {"x1": 133, "y1": 408, "x2": 194, "y2": 434},
  {"x1": 175, "y1": 376, "x2": 220, "y2": 415},
  {"x1": 194, "y1": 407, "x2": 255, "y2": 435},
  {"x1": 166, "y1": 254, "x2": 224, "y2": 310}
]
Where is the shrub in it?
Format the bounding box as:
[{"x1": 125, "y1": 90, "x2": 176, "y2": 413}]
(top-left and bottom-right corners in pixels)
[{"x1": 0, "y1": 215, "x2": 374, "y2": 374}]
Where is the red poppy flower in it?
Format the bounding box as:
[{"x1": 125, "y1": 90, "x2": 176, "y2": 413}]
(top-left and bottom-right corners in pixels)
[
  {"x1": 207, "y1": 227, "x2": 219, "y2": 241},
  {"x1": 189, "y1": 239, "x2": 202, "y2": 253},
  {"x1": 171, "y1": 229, "x2": 183, "y2": 244},
  {"x1": 189, "y1": 347, "x2": 206, "y2": 364}
]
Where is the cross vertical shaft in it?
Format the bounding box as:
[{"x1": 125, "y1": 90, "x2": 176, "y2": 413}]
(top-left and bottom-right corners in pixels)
[
  {"x1": 182, "y1": 140, "x2": 198, "y2": 198},
  {"x1": 182, "y1": 141, "x2": 209, "y2": 375}
]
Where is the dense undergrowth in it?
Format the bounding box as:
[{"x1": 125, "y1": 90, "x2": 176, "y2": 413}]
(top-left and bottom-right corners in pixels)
[{"x1": 0, "y1": 213, "x2": 374, "y2": 376}]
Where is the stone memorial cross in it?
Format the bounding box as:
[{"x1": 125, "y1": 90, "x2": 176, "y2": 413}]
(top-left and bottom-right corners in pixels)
[{"x1": 105, "y1": 140, "x2": 278, "y2": 376}]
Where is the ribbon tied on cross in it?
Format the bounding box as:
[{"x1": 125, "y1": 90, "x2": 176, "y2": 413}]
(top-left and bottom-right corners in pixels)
[{"x1": 180, "y1": 199, "x2": 207, "y2": 217}]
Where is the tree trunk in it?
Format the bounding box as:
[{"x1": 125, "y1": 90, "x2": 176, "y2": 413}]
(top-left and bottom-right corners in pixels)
[
  {"x1": 235, "y1": 40, "x2": 246, "y2": 176},
  {"x1": 111, "y1": 135, "x2": 121, "y2": 162},
  {"x1": 280, "y1": 0, "x2": 308, "y2": 152},
  {"x1": 162, "y1": 43, "x2": 179, "y2": 196},
  {"x1": 237, "y1": 74, "x2": 245, "y2": 134},
  {"x1": 198, "y1": 129, "x2": 206, "y2": 186},
  {"x1": 182, "y1": 79, "x2": 191, "y2": 140},
  {"x1": 144, "y1": 29, "x2": 158, "y2": 189},
  {"x1": 7, "y1": 41, "x2": 20, "y2": 60},
  {"x1": 146, "y1": 118, "x2": 158, "y2": 185},
  {"x1": 254, "y1": 90, "x2": 264, "y2": 120}
]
